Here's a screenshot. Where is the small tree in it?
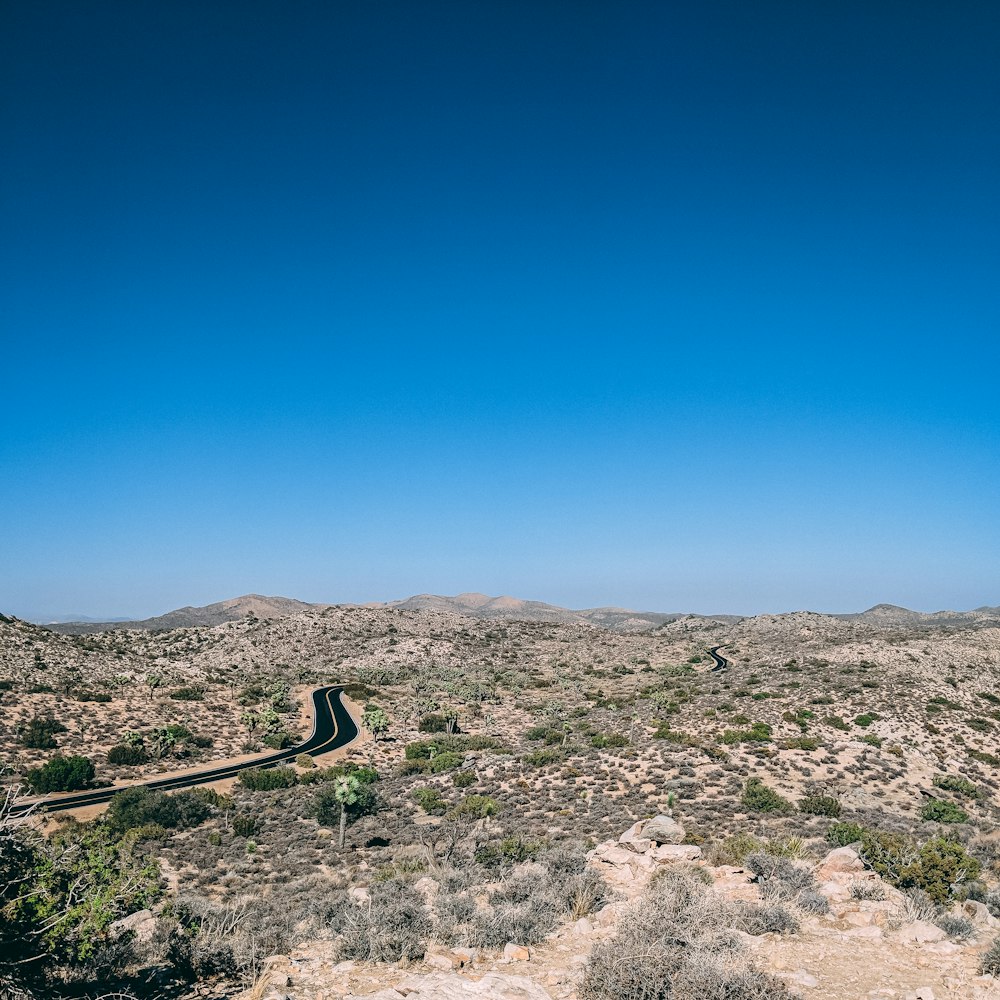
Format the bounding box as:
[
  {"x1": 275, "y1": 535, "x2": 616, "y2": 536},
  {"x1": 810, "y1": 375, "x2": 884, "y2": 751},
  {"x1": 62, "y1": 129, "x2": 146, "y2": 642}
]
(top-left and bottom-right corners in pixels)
[
  {"x1": 362, "y1": 704, "x2": 389, "y2": 742},
  {"x1": 23, "y1": 755, "x2": 95, "y2": 794},
  {"x1": 145, "y1": 673, "x2": 163, "y2": 702},
  {"x1": 332, "y1": 774, "x2": 362, "y2": 848},
  {"x1": 240, "y1": 709, "x2": 262, "y2": 741}
]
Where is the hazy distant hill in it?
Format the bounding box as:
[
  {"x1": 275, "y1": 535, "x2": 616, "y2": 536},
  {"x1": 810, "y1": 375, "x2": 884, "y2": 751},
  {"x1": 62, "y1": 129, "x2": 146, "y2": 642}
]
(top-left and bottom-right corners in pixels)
[
  {"x1": 39, "y1": 592, "x2": 998, "y2": 635},
  {"x1": 369, "y1": 592, "x2": 743, "y2": 631},
  {"x1": 46, "y1": 594, "x2": 321, "y2": 634},
  {"x1": 833, "y1": 603, "x2": 1000, "y2": 628}
]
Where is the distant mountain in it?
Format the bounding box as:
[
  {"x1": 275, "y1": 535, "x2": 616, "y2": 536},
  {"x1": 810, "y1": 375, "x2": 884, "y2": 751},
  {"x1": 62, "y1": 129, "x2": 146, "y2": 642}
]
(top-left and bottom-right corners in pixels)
[
  {"x1": 833, "y1": 603, "x2": 1000, "y2": 628},
  {"x1": 37, "y1": 592, "x2": 999, "y2": 636},
  {"x1": 369, "y1": 592, "x2": 742, "y2": 632},
  {"x1": 45, "y1": 594, "x2": 323, "y2": 634}
]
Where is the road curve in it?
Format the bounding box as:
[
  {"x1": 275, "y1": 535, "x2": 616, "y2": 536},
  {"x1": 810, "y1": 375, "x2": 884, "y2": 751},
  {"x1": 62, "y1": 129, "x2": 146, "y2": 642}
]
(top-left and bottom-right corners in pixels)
[
  {"x1": 707, "y1": 646, "x2": 730, "y2": 673},
  {"x1": 14, "y1": 685, "x2": 359, "y2": 815}
]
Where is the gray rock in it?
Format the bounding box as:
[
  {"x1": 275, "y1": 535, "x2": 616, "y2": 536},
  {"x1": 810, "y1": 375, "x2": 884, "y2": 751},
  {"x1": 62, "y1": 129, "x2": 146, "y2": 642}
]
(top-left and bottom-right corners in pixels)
[{"x1": 642, "y1": 815, "x2": 685, "y2": 845}]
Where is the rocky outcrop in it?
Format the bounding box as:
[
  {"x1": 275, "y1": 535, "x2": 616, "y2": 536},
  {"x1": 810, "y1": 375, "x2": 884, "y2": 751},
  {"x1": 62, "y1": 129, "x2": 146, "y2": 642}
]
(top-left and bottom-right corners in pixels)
[{"x1": 343, "y1": 972, "x2": 551, "y2": 1000}]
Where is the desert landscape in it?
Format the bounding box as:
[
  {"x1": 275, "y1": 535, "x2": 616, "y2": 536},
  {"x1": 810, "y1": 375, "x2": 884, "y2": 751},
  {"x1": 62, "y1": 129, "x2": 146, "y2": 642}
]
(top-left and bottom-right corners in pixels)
[{"x1": 2, "y1": 594, "x2": 999, "y2": 999}]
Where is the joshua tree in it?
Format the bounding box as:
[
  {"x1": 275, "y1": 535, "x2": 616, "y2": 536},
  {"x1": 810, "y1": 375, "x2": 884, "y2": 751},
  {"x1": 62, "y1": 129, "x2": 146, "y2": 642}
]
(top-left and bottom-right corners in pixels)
[
  {"x1": 145, "y1": 673, "x2": 163, "y2": 702},
  {"x1": 332, "y1": 774, "x2": 362, "y2": 848},
  {"x1": 362, "y1": 704, "x2": 389, "y2": 742},
  {"x1": 240, "y1": 709, "x2": 262, "y2": 741}
]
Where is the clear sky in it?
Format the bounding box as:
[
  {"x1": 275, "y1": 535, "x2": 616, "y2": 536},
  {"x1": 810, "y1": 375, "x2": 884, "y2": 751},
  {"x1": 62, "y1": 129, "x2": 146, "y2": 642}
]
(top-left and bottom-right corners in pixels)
[{"x1": 2, "y1": 2, "x2": 998, "y2": 620}]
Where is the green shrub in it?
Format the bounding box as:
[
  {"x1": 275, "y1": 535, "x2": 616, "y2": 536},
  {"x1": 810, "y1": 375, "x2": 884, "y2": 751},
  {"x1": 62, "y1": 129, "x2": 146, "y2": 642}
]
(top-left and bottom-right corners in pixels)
[
  {"x1": 827, "y1": 822, "x2": 865, "y2": 846},
  {"x1": 262, "y1": 731, "x2": 294, "y2": 749},
  {"x1": 860, "y1": 831, "x2": 980, "y2": 903},
  {"x1": 799, "y1": 794, "x2": 841, "y2": 817},
  {"x1": 591, "y1": 732, "x2": 629, "y2": 749},
  {"x1": 24, "y1": 754, "x2": 95, "y2": 793},
  {"x1": 720, "y1": 722, "x2": 772, "y2": 745},
  {"x1": 107, "y1": 743, "x2": 149, "y2": 765},
  {"x1": 860, "y1": 734, "x2": 883, "y2": 747},
  {"x1": 413, "y1": 787, "x2": 447, "y2": 814},
  {"x1": 523, "y1": 747, "x2": 565, "y2": 767},
  {"x1": 106, "y1": 786, "x2": 212, "y2": 833},
  {"x1": 854, "y1": 712, "x2": 881, "y2": 728},
  {"x1": 418, "y1": 713, "x2": 449, "y2": 733},
  {"x1": 921, "y1": 800, "x2": 969, "y2": 824},
  {"x1": 453, "y1": 769, "x2": 476, "y2": 788},
  {"x1": 232, "y1": 815, "x2": 257, "y2": 838},
  {"x1": 475, "y1": 835, "x2": 546, "y2": 869},
  {"x1": 823, "y1": 715, "x2": 850, "y2": 731},
  {"x1": 785, "y1": 736, "x2": 819, "y2": 751},
  {"x1": 450, "y1": 794, "x2": 499, "y2": 819},
  {"x1": 932, "y1": 774, "x2": 979, "y2": 798},
  {"x1": 238, "y1": 765, "x2": 299, "y2": 791},
  {"x1": 18, "y1": 716, "x2": 68, "y2": 750},
  {"x1": 708, "y1": 832, "x2": 763, "y2": 865},
  {"x1": 169, "y1": 686, "x2": 204, "y2": 701},
  {"x1": 742, "y1": 778, "x2": 793, "y2": 814}
]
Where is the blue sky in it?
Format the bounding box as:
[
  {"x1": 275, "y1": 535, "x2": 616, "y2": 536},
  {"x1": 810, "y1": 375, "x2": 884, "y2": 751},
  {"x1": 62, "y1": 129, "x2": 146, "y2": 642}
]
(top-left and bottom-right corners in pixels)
[{"x1": 2, "y1": 2, "x2": 998, "y2": 619}]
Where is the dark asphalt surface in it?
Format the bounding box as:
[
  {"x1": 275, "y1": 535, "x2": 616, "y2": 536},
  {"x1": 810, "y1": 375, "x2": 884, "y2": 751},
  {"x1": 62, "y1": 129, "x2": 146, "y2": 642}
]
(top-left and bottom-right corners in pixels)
[
  {"x1": 708, "y1": 645, "x2": 730, "y2": 673},
  {"x1": 14, "y1": 685, "x2": 358, "y2": 815}
]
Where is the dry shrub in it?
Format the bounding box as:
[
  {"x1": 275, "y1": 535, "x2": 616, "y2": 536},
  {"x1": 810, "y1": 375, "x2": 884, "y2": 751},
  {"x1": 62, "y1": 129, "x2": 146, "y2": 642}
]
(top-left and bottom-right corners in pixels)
[{"x1": 581, "y1": 869, "x2": 795, "y2": 1000}]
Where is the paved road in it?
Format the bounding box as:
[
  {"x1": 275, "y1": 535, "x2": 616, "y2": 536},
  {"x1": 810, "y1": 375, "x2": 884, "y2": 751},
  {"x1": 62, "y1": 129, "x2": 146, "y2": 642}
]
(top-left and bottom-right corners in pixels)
[
  {"x1": 14, "y1": 685, "x2": 358, "y2": 815},
  {"x1": 708, "y1": 645, "x2": 730, "y2": 673}
]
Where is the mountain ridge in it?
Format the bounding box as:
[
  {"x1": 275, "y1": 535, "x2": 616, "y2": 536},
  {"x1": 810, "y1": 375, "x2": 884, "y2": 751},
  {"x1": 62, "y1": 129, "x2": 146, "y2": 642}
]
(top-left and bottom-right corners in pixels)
[{"x1": 30, "y1": 592, "x2": 1000, "y2": 635}]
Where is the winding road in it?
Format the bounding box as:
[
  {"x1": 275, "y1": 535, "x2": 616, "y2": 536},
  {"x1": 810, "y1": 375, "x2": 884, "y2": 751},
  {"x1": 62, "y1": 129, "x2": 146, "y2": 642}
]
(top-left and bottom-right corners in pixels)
[
  {"x1": 15, "y1": 685, "x2": 359, "y2": 815},
  {"x1": 707, "y1": 645, "x2": 730, "y2": 673}
]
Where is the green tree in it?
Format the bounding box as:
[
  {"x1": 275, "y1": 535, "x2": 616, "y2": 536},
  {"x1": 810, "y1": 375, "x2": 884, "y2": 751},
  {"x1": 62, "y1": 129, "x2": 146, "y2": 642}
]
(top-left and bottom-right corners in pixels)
[
  {"x1": 23, "y1": 755, "x2": 95, "y2": 794},
  {"x1": 18, "y1": 716, "x2": 67, "y2": 750},
  {"x1": 362, "y1": 704, "x2": 390, "y2": 742},
  {"x1": 144, "y1": 673, "x2": 163, "y2": 702},
  {"x1": 315, "y1": 774, "x2": 365, "y2": 847}
]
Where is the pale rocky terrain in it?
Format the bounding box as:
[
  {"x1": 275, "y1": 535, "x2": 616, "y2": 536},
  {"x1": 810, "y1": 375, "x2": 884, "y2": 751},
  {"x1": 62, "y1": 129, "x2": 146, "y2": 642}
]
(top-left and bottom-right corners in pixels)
[{"x1": 1, "y1": 597, "x2": 999, "y2": 999}]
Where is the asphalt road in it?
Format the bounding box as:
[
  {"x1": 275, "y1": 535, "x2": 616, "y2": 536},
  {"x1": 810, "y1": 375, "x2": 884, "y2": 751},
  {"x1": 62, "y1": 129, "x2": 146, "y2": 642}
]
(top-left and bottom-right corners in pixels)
[
  {"x1": 708, "y1": 646, "x2": 730, "y2": 673},
  {"x1": 15, "y1": 685, "x2": 359, "y2": 815}
]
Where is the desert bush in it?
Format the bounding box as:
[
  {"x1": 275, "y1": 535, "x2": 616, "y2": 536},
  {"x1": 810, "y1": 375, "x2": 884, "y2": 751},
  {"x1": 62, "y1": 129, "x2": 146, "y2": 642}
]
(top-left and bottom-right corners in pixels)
[
  {"x1": 168, "y1": 894, "x2": 295, "y2": 984},
  {"x1": 932, "y1": 774, "x2": 979, "y2": 798},
  {"x1": 733, "y1": 900, "x2": 800, "y2": 935},
  {"x1": 169, "y1": 686, "x2": 205, "y2": 701},
  {"x1": 799, "y1": 793, "x2": 841, "y2": 817},
  {"x1": 413, "y1": 787, "x2": 448, "y2": 814},
  {"x1": 231, "y1": 815, "x2": 257, "y2": 838},
  {"x1": 849, "y1": 879, "x2": 886, "y2": 901},
  {"x1": 860, "y1": 831, "x2": 981, "y2": 903},
  {"x1": 106, "y1": 787, "x2": 212, "y2": 834},
  {"x1": 450, "y1": 794, "x2": 499, "y2": 819},
  {"x1": 332, "y1": 879, "x2": 431, "y2": 962},
  {"x1": 741, "y1": 778, "x2": 793, "y2": 814},
  {"x1": 982, "y1": 936, "x2": 1000, "y2": 976},
  {"x1": 453, "y1": 769, "x2": 476, "y2": 788},
  {"x1": 18, "y1": 716, "x2": 67, "y2": 749},
  {"x1": 920, "y1": 800, "x2": 969, "y2": 824},
  {"x1": 23, "y1": 754, "x2": 95, "y2": 793},
  {"x1": 107, "y1": 743, "x2": 150, "y2": 765},
  {"x1": 475, "y1": 835, "x2": 547, "y2": 870},
  {"x1": 935, "y1": 914, "x2": 975, "y2": 940},
  {"x1": 523, "y1": 747, "x2": 565, "y2": 767},
  {"x1": 581, "y1": 869, "x2": 794, "y2": 1000},
  {"x1": 827, "y1": 822, "x2": 866, "y2": 846},
  {"x1": 591, "y1": 732, "x2": 629, "y2": 749},
  {"x1": 744, "y1": 851, "x2": 818, "y2": 908},
  {"x1": 238, "y1": 766, "x2": 299, "y2": 791},
  {"x1": 706, "y1": 832, "x2": 763, "y2": 866},
  {"x1": 295, "y1": 753, "x2": 316, "y2": 768},
  {"x1": 418, "y1": 713, "x2": 450, "y2": 733}
]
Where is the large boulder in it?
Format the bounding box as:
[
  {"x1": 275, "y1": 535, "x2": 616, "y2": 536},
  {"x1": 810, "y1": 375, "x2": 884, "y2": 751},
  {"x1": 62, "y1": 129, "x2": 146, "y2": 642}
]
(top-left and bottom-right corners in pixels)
[{"x1": 642, "y1": 815, "x2": 685, "y2": 845}]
